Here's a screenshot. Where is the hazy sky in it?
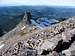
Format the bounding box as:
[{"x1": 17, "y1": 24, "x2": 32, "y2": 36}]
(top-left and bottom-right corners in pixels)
[{"x1": 0, "y1": 0, "x2": 75, "y2": 6}]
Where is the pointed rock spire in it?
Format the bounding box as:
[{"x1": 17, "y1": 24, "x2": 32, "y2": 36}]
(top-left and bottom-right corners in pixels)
[{"x1": 23, "y1": 11, "x2": 32, "y2": 25}]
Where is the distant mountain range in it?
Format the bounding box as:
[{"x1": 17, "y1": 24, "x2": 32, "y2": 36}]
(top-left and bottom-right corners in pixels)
[{"x1": 0, "y1": 6, "x2": 75, "y2": 34}]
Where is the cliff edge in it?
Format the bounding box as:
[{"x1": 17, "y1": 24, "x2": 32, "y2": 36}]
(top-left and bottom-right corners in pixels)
[{"x1": 0, "y1": 13, "x2": 75, "y2": 56}]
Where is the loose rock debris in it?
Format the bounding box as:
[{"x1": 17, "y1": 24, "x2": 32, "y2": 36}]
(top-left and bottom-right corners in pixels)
[{"x1": 1, "y1": 17, "x2": 75, "y2": 56}]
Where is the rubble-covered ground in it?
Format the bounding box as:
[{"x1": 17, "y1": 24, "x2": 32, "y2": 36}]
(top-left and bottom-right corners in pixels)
[{"x1": 0, "y1": 16, "x2": 75, "y2": 56}]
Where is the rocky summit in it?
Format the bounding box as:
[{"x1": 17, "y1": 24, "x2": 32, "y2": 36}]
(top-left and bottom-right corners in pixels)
[{"x1": 0, "y1": 12, "x2": 75, "y2": 56}]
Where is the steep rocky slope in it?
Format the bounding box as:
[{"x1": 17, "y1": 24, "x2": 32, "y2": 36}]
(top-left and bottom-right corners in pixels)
[{"x1": 0, "y1": 15, "x2": 75, "y2": 56}]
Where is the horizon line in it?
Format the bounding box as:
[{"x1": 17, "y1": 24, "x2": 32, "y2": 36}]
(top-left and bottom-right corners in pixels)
[{"x1": 0, "y1": 5, "x2": 75, "y2": 7}]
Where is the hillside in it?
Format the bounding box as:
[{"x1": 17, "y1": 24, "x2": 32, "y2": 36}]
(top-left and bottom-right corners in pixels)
[
  {"x1": 0, "y1": 6, "x2": 75, "y2": 33},
  {"x1": 0, "y1": 12, "x2": 75, "y2": 56}
]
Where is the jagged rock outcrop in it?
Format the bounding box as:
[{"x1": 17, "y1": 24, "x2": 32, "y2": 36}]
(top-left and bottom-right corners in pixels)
[
  {"x1": 23, "y1": 11, "x2": 32, "y2": 25},
  {"x1": 0, "y1": 16, "x2": 75, "y2": 56}
]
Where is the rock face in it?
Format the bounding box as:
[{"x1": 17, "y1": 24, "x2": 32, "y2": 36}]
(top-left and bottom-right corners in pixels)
[
  {"x1": 23, "y1": 11, "x2": 32, "y2": 25},
  {"x1": 1, "y1": 16, "x2": 75, "y2": 56}
]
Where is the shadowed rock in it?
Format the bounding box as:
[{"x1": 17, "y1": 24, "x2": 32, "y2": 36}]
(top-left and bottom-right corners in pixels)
[
  {"x1": 53, "y1": 34, "x2": 75, "y2": 53},
  {"x1": 23, "y1": 11, "x2": 32, "y2": 25}
]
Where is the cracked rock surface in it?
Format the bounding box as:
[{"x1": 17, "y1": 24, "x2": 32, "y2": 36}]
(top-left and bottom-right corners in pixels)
[{"x1": 0, "y1": 17, "x2": 75, "y2": 56}]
